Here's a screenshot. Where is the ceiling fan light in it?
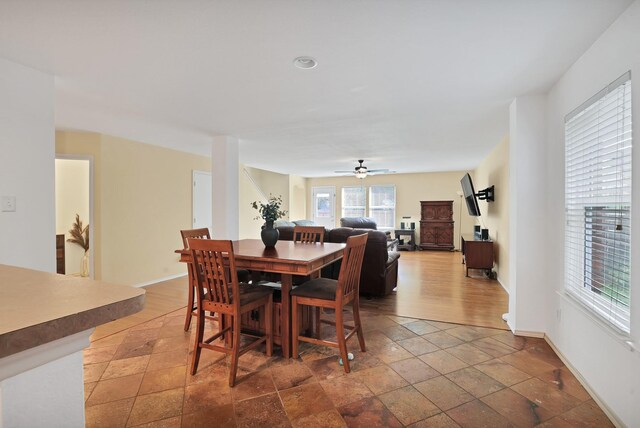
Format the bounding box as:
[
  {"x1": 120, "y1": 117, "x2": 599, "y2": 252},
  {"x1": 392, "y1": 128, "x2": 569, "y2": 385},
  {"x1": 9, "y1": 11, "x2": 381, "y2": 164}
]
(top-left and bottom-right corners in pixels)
[{"x1": 355, "y1": 169, "x2": 368, "y2": 179}]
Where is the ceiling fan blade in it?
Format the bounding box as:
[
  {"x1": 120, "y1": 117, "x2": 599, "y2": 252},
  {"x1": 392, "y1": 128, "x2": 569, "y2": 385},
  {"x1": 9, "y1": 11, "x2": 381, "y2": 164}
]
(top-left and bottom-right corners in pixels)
[
  {"x1": 333, "y1": 170, "x2": 355, "y2": 173},
  {"x1": 367, "y1": 168, "x2": 390, "y2": 173}
]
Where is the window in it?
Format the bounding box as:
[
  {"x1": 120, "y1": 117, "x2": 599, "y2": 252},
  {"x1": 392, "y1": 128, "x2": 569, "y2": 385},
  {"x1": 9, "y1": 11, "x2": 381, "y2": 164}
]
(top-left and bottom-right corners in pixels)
[
  {"x1": 369, "y1": 185, "x2": 396, "y2": 230},
  {"x1": 565, "y1": 72, "x2": 632, "y2": 334},
  {"x1": 341, "y1": 185, "x2": 397, "y2": 230},
  {"x1": 341, "y1": 186, "x2": 366, "y2": 218}
]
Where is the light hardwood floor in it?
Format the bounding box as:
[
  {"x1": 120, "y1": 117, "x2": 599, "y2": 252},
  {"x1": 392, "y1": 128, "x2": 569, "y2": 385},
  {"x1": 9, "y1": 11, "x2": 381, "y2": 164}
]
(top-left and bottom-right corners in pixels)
[
  {"x1": 92, "y1": 250, "x2": 509, "y2": 341},
  {"x1": 362, "y1": 250, "x2": 509, "y2": 329}
]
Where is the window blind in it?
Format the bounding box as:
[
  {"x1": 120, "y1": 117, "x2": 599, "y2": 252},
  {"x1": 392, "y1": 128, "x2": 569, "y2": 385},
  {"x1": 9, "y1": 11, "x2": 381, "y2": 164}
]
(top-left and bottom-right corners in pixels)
[
  {"x1": 369, "y1": 185, "x2": 396, "y2": 230},
  {"x1": 342, "y1": 186, "x2": 366, "y2": 218},
  {"x1": 564, "y1": 71, "x2": 632, "y2": 334}
]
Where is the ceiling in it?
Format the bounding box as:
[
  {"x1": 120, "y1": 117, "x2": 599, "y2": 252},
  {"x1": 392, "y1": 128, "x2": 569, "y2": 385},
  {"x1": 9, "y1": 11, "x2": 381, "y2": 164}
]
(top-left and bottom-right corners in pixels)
[{"x1": 0, "y1": 0, "x2": 632, "y2": 177}]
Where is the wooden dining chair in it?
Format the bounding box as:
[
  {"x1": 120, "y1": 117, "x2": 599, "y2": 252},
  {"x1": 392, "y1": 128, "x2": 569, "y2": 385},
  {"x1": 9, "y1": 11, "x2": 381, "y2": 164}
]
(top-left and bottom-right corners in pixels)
[
  {"x1": 180, "y1": 228, "x2": 211, "y2": 331},
  {"x1": 293, "y1": 225, "x2": 325, "y2": 244},
  {"x1": 188, "y1": 238, "x2": 273, "y2": 386},
  {"x1": 291, "y1": 233, "x2": 368, "y2": 373}
]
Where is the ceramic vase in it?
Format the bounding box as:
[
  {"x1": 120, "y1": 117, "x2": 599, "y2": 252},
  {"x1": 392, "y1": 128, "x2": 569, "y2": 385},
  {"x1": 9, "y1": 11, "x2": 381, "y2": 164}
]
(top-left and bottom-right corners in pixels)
[{"x1": 261, "y1": 221, "x2": 279, "y2": 247}]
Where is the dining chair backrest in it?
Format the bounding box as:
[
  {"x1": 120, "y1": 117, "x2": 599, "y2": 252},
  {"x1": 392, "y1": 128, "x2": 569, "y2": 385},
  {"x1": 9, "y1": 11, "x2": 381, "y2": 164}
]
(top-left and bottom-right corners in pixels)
[
  {"x1": 335, "y1": 233, "x2": 368, "y2": 303},
  {"x1": 187, "y1": 238, "x2": 239, "y2": 313},
  {"x1": 180, "y1": 228, "x2": 211, "y2": 249},
  {"x1": 293, "y1": 225, "x2": 325, "y2": 244},
  {"x1": 180, "y1": 228, "x2": 211, "y2": 285}
]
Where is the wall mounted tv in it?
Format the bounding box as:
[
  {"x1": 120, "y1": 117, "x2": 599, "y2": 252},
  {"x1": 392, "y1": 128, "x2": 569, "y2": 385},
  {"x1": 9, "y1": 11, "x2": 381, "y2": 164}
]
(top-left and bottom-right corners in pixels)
[
  {"x1": 460, "y1": 173, "x2": 481, "y2": 216},
  {"x1": 460, "y1": 173, "x2": 495, "y2": 217}
]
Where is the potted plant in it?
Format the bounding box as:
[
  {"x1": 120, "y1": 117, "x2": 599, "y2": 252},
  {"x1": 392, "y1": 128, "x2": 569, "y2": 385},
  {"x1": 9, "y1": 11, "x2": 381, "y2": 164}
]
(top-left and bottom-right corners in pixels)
[
  {"x1": 67, "y1": 214, "x2": 90, "y2": 277},
  {"x1": 251, "y1": 195, "x2": 287, "y2": 247}
]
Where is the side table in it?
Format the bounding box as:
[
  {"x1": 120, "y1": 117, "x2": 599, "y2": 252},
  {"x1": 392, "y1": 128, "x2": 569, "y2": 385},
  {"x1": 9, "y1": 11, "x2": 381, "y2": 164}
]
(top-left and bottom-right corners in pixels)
[{"x1": 394, "y1": 229, "x2": 416, "y2": 251}]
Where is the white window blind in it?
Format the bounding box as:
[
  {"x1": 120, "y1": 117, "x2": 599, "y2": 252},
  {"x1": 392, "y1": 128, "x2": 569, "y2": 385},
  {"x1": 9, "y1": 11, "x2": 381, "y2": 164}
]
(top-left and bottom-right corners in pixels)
[
  {"x1": 369, "y1": 185, "x2": 396, "y2": 230},
  {"x1": 564, "y1": 71, "x2": 632, "y2": 334},
  {"x1": 342, "y1": 186, "x2": 366, "y2": 218}
]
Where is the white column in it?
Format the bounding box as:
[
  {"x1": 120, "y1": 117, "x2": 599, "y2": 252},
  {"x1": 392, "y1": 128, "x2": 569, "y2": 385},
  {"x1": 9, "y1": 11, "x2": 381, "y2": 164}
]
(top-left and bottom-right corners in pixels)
[
  {"x1": 0, "y1": 58, "x2": 55, "y2": 272},
  {"x1": 508, "y1": 95, "x2": 548, "y2": 335},
  {"x1": 211, "y1": 136, "x2": 239, "y2": 240}
]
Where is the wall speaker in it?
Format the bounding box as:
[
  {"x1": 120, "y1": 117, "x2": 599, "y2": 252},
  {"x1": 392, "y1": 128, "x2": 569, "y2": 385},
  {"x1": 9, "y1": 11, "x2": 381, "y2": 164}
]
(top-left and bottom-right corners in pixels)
[
  {"x1": 400, "y1": 222, "x2": 405, "y2": 229},
  {"x1": 410, "y1": 222, "x2": 415, "y2": 230},
  {"x1": 481, "y1": 229, "x2": 489, "y2": 240}
]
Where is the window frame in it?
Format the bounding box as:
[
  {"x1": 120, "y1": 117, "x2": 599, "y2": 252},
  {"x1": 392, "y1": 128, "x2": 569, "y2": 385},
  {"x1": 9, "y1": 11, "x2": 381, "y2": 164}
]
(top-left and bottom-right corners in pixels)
[{"x1": 564, "y1": 71, "x2": 632, "y2": 335}]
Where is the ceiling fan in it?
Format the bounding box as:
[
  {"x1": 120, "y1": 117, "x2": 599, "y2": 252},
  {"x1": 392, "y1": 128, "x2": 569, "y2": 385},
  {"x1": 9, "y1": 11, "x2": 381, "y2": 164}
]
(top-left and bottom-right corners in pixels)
[{"x1": 334, "y1": 159, "x2": 391, "y2": 179}]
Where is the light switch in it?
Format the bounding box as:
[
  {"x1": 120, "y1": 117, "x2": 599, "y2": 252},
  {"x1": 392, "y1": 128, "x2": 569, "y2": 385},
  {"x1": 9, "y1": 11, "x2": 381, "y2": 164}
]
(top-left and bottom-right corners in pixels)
[{"x1": 2, "y1": 196, "x2": 16, "y2": 212}]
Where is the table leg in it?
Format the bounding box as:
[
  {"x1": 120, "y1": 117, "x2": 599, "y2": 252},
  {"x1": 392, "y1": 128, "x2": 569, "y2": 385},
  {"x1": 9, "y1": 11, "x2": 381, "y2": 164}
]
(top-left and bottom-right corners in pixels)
[{"x1": 280, "y1": 274, "x2": 292, "y2": 358}]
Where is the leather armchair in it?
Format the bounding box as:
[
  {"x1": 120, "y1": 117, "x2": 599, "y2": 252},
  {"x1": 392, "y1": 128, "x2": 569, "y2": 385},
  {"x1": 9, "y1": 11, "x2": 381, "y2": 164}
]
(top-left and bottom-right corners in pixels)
[
  {"x1": 275, "y1": 224, "x2": 400, "y2": 297},
  {"x1": 340, "y1": 217, "x2": 378, "y2": 229},
  {"x1": 325, "y1": 228, "x2": 399, "y2": 297}
]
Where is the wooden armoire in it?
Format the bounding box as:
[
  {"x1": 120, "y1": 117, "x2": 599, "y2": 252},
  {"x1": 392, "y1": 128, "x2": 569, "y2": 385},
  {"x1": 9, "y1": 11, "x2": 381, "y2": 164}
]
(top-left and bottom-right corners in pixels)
[{"x1": 419, "y1": 200, "x2": 454, "y2": 250}]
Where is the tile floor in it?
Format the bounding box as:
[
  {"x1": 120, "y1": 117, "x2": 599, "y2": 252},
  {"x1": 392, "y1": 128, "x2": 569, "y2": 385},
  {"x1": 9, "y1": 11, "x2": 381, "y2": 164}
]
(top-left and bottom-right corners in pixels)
[{"x1": 83, "y1": 308, "x2": 613, "y2": 427}]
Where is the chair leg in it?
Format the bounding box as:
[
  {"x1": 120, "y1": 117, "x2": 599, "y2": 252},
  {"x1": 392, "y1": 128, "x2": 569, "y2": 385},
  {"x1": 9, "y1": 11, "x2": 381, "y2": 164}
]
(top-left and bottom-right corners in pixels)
[
  {"x1": 190, "y1": 307, "x2": 205, "y2": 375},
  {"x1": 353, "y1": 298, "x2": 366, "y2": 352},
  {"x1": 315, "y1": 307, "x2": 321, "y2": 339},
  {"x1": 228, "y1": 315, "x2": 241, "y2": 387},
  {"x1": 335, "y1": 307, "x2": 350, "y2": 373},
  {"x1": 265, "y1": 295, "x2": 273, "y2": 357},
  {"x1": 184, "y1": 279, "x2": 195, "y2": 331},
  {"x1": 291, "y1": 296, "x2": 300, "y2": 359}
]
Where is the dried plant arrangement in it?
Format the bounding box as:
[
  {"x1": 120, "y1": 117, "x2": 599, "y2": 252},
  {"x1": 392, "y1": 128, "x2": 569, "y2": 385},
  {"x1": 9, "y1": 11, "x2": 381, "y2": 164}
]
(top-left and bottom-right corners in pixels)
[{"x1": 67, "y1": 214, "x2": 89, "y2": 252}]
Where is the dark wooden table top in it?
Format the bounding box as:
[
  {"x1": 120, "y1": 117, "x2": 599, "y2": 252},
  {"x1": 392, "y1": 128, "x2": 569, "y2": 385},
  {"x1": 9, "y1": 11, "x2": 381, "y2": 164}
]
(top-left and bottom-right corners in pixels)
[{"x1": 177, "y1": 239, "x2": 345, "y2": 275}]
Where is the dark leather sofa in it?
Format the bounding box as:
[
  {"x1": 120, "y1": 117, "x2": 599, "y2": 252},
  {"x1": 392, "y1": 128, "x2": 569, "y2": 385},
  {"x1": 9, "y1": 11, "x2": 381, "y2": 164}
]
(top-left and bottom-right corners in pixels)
[{"x1": 277, "y1": 222, "x2": 400, "y2": 297}]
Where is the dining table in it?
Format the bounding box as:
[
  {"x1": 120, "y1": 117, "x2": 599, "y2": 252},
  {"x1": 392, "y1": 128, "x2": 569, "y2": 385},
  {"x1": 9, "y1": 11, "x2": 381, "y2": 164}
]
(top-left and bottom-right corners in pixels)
[{"x1": 177, "y1": 238, "x2": 345, "y2": 358}]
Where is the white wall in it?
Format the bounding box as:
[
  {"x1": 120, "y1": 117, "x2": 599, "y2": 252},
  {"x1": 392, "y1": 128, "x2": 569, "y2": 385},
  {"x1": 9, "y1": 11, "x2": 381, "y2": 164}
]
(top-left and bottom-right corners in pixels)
[
  {"x1": 532, "y1": 1, "x2": 640, "y2": 425},
  {"x1": 0, "y1": 58, "x2": 55, "y2": 272}
]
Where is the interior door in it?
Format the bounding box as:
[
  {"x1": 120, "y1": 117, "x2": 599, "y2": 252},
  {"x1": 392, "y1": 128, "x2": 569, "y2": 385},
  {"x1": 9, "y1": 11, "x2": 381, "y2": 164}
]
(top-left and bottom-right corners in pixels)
[
  {"x1": 192, "y1": 170, "x2": 212, "y2": 232},
  {"x1": 312, "y1": 186, "x2": 336, "y2": 229}
]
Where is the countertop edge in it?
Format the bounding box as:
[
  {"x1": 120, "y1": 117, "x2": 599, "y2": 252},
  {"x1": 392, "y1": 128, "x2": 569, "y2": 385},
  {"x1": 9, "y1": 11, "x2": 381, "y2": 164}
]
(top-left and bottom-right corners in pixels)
[{"x1": 0, "y1": 293, "x2": 145, "y2": 359}]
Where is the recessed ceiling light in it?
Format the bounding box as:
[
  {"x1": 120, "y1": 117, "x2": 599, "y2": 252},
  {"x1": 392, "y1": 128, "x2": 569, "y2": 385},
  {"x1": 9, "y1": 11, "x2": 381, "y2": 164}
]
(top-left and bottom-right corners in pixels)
[{"x1": 293, "y1": 56, "x2": 317, "y2": 69}]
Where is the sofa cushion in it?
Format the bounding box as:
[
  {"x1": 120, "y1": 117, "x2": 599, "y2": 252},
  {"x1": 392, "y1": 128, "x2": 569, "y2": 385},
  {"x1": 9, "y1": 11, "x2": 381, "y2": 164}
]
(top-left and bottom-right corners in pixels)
[
  {"x1": 387, "y1": 250, "x2": 400, "y2": 266},
  {"x1": 292, "y1": 219, "x2": 316, "y2": 226},
  {"x1": 274, "y1": 219, "x2": 296, "y2": 228},
  {"x1": 340, "y1": 217, "x2": 378, "y2": 229}
]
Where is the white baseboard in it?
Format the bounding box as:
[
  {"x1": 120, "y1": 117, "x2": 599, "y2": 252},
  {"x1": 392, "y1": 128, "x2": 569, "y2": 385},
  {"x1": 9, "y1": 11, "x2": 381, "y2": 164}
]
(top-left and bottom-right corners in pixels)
[
  {"x1": 544, "y1": 335, "x2": 622, "y2": 427},
  {"x1": 512, "y1": 329, "x2": 545, "y2": 338},
  {"x1": 132, "y1": 273, "x2": 187, "y2": 288},
  {"x1": 496, "y1": 276, "x2": 509, "y2": 294}
]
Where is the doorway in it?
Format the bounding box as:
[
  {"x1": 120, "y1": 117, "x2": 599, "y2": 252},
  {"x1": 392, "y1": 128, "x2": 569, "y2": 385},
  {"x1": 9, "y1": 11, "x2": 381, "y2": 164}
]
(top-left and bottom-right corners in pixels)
[
  {"x1": 192, "y1": 170, "x2": 212, "y2": 232},
  {"x1": 55, "y1": 156, "x2": 93, "y2": 278},
  {"x1": 311, "y1": 186, "x2": 336, "y2": 229}
]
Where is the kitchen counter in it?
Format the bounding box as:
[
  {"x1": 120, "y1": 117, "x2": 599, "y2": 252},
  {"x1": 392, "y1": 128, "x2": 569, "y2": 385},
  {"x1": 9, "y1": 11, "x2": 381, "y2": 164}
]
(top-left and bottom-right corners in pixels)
[
  {"x1": 0, "y1": 263, "x2": 145, "y2": 427},
  {"x1": 0, "y1": 264, "x2": 145, "y2": 358}
]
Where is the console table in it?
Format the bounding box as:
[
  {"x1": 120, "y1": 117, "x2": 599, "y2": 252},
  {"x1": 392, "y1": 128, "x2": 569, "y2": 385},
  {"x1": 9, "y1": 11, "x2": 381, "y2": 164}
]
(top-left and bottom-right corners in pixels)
[
  {"x1": 394, "y1": 229, "x2": 416, "y2": 251},
  {"x1": 461, "y1": 234, "x2": 494, "y2": 277}
]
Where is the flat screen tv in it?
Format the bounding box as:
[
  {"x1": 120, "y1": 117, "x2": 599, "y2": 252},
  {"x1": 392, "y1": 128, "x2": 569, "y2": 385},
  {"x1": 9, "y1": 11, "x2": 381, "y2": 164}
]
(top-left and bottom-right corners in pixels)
[{"x1": 460, "y1": 173, "x2": 481, "y2": 216}]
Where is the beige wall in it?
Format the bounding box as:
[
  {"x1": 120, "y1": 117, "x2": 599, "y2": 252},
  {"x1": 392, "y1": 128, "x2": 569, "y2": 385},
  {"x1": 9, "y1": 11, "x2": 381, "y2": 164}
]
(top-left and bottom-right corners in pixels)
[
  {"x1": 307, "y1": 171, "x2": 476, "y2": 249},
  {"x1": 239, "y1": 165, "x2": 267, "y2": 239},
  {"x1": 239, "y1": 166, "x2": 306, "y2": 239},
  {"x1": 56, "y1": 131, "x2": 104, "y2": 278},
  {"x1": 288, "y1": 175, "x2": 307, "y2": 221},
  {"x1": 474, "y1": 136, "x2": 509, "y2": 288},
  {"x1": 55, "y1": 158, "x2": 90, "y2": 275},
  {"x1": 56, "y1": 131, "x2": 210, "y2": 286}
]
